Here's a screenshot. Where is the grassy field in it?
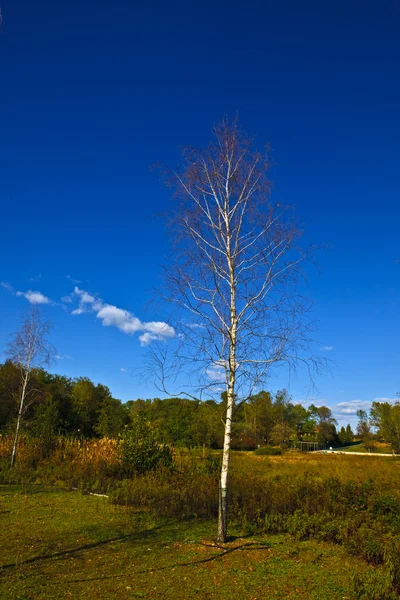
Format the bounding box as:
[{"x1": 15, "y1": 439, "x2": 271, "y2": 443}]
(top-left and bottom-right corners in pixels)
[
  {"x1": 2, "y1": 449, "x2": 400, "y2": 599},
  {"x1": 335, "y1": 442, "x2": 393, "y2": 454},
  {"x1": 0, "y1": 484, "x2": 372, "y2": 600}
]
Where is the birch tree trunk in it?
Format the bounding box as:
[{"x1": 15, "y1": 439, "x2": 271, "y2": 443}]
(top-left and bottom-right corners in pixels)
[
  {"x1": 218, "y1": 213, "x2": 238, "y2": 542},
  {"x1": 218, "y1": 377, "x2": 235, "y2": 542},
  {"x1": 10, "y1": 376, "x2": 28, "y2": 468}
]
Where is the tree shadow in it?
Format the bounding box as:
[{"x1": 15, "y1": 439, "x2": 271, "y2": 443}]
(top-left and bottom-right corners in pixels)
[
  {"x1": 56, "y1": 539, "x2": 272, "y2": 585},
  {"x1": 0, "y1": 484, "x2": 64, "y2": 495},
  {"x1": 0, "y1": 524, "x2": 166, "y2": 571},
  {"x1": 145, "y1": 540, "x2": 271, "y2": 571},
  {"x1": 2, "y1": 517, "x2": 272, "y2": 590}
]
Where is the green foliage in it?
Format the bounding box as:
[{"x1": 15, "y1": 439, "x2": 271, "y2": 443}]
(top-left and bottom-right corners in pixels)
[
  {"x1": 371, "y1": 401, "x2": 400, "y2": 453},
  {"x1": 110, "y1": 469, "x2": 219, "y2": 519},
  {"x1": 308, "y1": 404, "x2": 338, "y2": 444},
  {"x1": 254, "y1": 446, "x2": 282, "y2": 455},
  {"x1": 338, "y1": 424, "x2": 355, "y2": 444},
  {"x1": 95, "y1": 397, "x2": 129, "y2": 437},
  {"x1": 357, "y1": 409, "x2": 376, "y2": 450},
  {"x1": 0, "y1": 361, "x2": 344, "y2": 453},
  {"x1": 200, "y1": 454, "x2": 222, "y2": 474},
  {"x1": 346, "y1": 423, "x2": 355, "y2": 442},
  {"x1": 30, "y1": 396, "x2": 60, "y2": 458},
  {"x1": 353, "y1": 534, "x2": 400, "y2": 599},
  {"x1": 72, "y1": 378, "x2": 111, "y2": 437},
  {"x1": 121, "y1": 414, "x2": 172, "y2": 475},
  {"x1": 243, "y1": 390, "x2": 275, "y2": 445},
  {"x1": 270, "y1": 423, "x2": 294, "y2": 448},
  {"x1": 0, "y1": 361, "x2": 20, "y2": 428}
]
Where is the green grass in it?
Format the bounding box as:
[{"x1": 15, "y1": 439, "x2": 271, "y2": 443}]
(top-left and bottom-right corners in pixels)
[
  {"x1": 0, "y1": 485, "x2": 371, "y2": 600},
  {"x1": 336, "y1": 443, "x2": 393, "y2": 454}
]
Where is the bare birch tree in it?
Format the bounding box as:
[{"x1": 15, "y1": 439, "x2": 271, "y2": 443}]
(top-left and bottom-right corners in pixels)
[
  {"x1": 7, "y1": 307, "x2": 55, "y2": 467},
  {"x1": 153, "y1": 119, "x2": 323, "y2": 542}
]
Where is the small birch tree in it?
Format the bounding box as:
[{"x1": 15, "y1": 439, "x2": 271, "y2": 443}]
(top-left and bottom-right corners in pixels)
[
  {"x1": 7, "y1": 307, "x2": 54, "y2": 467},
  {"x1": 153, "y1": 119, "x2": 323, "y2": 542}
]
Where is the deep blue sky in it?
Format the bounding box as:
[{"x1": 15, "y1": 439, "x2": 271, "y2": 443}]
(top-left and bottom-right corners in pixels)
[{"x1": 1, "y1": 0, "x2": 399, "y2": 426}]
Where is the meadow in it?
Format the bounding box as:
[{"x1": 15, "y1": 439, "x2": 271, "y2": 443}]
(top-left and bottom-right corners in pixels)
[
  {"x1": 2, "y1": 436, "x2": 400, "y2": 599},
  {"x1": 0, "y1": 483, "x2": 372, "y2": 600}
]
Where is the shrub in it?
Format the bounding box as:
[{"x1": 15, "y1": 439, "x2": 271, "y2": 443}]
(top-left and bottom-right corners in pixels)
[
  {"x1": 231, "y1": 435, "x2": 257, "y2": 451},
  {"x1": 254, "y1": 446, "x2": 282, "y2": 456},
  {"x1": 197, "y1": 454, "x2": 221, "y2": 475},
  {"x1": 120, "y1": 414, "x2": 172, "y2": 475},
  {"x1": 109, "y1": 470, "x2": 219, "y2": 519}
]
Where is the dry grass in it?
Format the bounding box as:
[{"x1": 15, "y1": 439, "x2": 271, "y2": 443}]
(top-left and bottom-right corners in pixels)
[{"x1": 2, "y1": 441, "x2": 400, "y2": 597}]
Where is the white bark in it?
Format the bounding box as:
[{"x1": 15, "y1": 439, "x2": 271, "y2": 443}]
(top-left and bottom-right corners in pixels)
[
  {"x1": 218, "y1": 200, "x2": 238, "y2": 542},
  {"x1": 10, "y1": 373, "x2": 29, "y2": 468}
]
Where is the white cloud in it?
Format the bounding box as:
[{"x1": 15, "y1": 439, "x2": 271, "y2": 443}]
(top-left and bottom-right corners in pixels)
[
  {"x1": 373, "y1": 397, "x2": 397, "y2": 403},
  {"x1": 336, "y1": 397, "x2": 398, "y2": 417},
  {"x1": 29, "y1": 274, "x2": 42, "y2": 282},
  {"x1": 70, "y1": 287, "x2": 98, "y2": 314},
  {"x1": 120, "y1": 368, "x2": 127, "y2": 372},
  {"x1": 139, "y1": 332, "x2": 159, "y2": 346},
  {"x1": 1, "y1": 282, "x2": 13, "y2": 292},
  {"x1": 299, "y1": 397, "x2": 329, "y2": 408},
  {"x1": 96, "y1": 304, "x2": 142, "y2": 333},
  {"x1": 66, "y1": 275, "x2": 81, "y2": 284},
  {"x1": 206, "y1": 364, "x2": 226, "y2": 382},
  {"x1": 143, "y1": 321, "x2": 175, "y2": 338},
  {"x1": 70, "y1": 287, "x2": 175, "y2": 345},
  {"x1": 16, "y1": 290, "x2": 50, "y2": 304},
  {"x1": 320, "y1": 346, "x2": 334, "y2": 351},
  {"x1": 74, "y1": 287, "x2": 96, "y2": 304},
  {"x1": 61, "y1": 295, "x2": 73, "y2": 303},
  {"x1": 96, "y1": 306, "x2": 175, "y2": 344},
  {"x1": 336, "y1": 400, "x2": 371, "y2": 415},
  {"x1": 2, "y1": 281, "x2": 54, "y2": 306},
  {"x1": 55, "y1": 354, "x2": 73, "y2": 360}
]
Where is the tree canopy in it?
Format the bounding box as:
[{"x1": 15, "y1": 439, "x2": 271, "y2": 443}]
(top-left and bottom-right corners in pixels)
[{"x1": 0, "y1": 361, "x2": 339, "y2": 448}]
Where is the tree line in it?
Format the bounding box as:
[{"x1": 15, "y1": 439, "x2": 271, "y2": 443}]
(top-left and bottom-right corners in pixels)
[
  {"x1": 355, "y1": 400, "x2": 400, "y2": 452},
  {"x1": 5, "y1": 354, "x2": 400, "y2": 453},
  {"x1": 0, "y1": 360, "x2": 352, "y2": 448}
]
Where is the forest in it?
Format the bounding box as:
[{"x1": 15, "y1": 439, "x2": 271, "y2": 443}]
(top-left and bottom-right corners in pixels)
[{"x1": 0, "y1": 360, "x2": 349, "y2": 449}]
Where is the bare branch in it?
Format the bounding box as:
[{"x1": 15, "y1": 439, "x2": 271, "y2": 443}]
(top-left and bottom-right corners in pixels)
[{"x1": 6, "y1": 307, "x2": 55, "y2": 467}]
